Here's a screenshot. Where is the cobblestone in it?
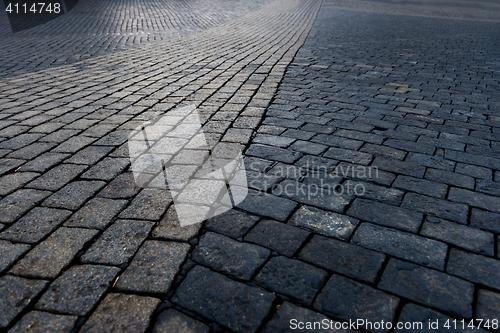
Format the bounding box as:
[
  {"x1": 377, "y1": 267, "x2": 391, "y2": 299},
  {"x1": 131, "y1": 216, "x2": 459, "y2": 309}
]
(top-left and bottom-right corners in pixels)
[
  {"x1": 300, "y1": 235, "x2": 385, "y2": 283},
  {"x1": 447, "y1": 249, "x2": 500, "y2": 290},
  {"x1": 380, "y1": 259, "x2": 474, "y2": 318},
  {"x1": 315, "y1": 274, "x2": 399, "y2": 332},
  {"x1": 64, "y1": 198, "x2": 128, "y2": 229},
  {"x1": 192, "y1": 232, "x2": 269, "y2": 280},
  {"x1": 0, "y1": 241, "x2": 30, "y2": 274},
  {"x1": 173, "y1": 266, "x2": 275, "y2": 333},
  {"x1": 152, "y1": 309, "x2": 209, "y2": 333},
  {"x1": 8, "y1": 311, "x2": 77, "y2": 333}
]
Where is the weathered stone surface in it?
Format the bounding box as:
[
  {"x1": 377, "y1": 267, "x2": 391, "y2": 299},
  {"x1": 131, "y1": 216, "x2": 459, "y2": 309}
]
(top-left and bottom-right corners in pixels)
[
  {"x1": 0, "y1": 189, "x2": 51, "y2": 223},
  {"x1": 393, "y1": 175, "x2": 447, "y2": 198},
  {"x1": 204, "y1": 209, "x2": 259, "y2": 239},
  {"x1": 81, "y1": 220, "x2": 154, "y2": 266},
  {"x1": 42, "y1": 181, "x2": 106, "y2": 210},
  {"x1": 402, "y1": 193, "x2": 468, "y2": 224},
  {"x1": 65, "y1": 145, "x2": 114, "y2": 165},
  {"x1": 447, "y1": 249, "x2": 500, "y2": 290},
  {"x1": 0, "y1": 207, "x2": 72, "y2": 243},
  {"x1": 80, "y1": 293, "x2": 160, "y2": 333},
  {"x1": 81, "y1": 157, "x2": 130, "y2": 181},
  {"x1": 300, "y1": 235, "x2": 385, "y2": 283},
  {"x1": 289, "y1": 205, "x2": 356, "y2": 240},
  {"x1": 97, "y1": 172, "x2": 141, "y2": 198},
  {"x1": 314, "y1": 274, "x2": 399, "y2": 332},
  {"x1": 116, "y1": 240, "x2": 190, "y2": 293},
  {"x1": 324, "y1": 147, "x2": 372, "y2": 165},
  {"x1": 425, "y1": 168, "x2": 474, "y2": 190},
  {"x1": 26, "y1": 164, "x2": 87, "y2": 191},
  {"x1": 0, "y1": 276, "x2": 48, "y2": 328},
  {"x1": 476, "y1": 289, "x2": 500, "y2": 328},
  {"x1": 10, "y1": 227, "x2": 98, "y2": 278},
  {"x1": 255, "y1": 256, "x2": 327, "y2": 304},
  {"x1": 245, "y1": 219, "x2": 309, "y2": 256},
  {"x1": 347, "y1": 199, "x2": 422, "y2": 232},
  {"x1": 119, "y1": 188, "x2": 171, "y2": 221},
  {"x1": 421, "y1": 217, "x2": 495, "y2": 256},
  {"x1": 237, "y1": 189, "x2": 297, "y2": 221},
  {"x1": 8, "y1": 311, "x2": 77, "y2": 333},
  {"x1": 471, "y1": 209, "x2": 500, "y2": 233},
  {"x1": 172, "y1": 266, "x2": 275, "y2": 333},
  {"x1": 0, "y1": 240, "x2": 30, "y2": 273},
  {"x1": 20, "y1": 152, "x2": 69, "y2": 173},
  {"x1": 152, "y1": 309, "x2": 209, "y2": 333},
  {"x1": 64, "y1": 198, "x2": 128, "y2": 229},
  {"x1": 379, "y1": 259, "x2": 473, "y2": 318},
  {"x1": 352, "y1": 223, "x2": 448, "y2": 270},
  {"x1": 246, "y1": 144, "x2": 303, "y2": 163},
  {"x1": 448, "y1": 187, "x2": 500, "y2": 213},
  {"x1": 192, "y1": 232, "x2": 269, "y2": 280},
  {"x1": 262, "y1": 302, "x2": 344, "y2": 333},
  {"x1": 152, "y1": 205, "x2": 201, "y2": 241},
  {"x1": 36, "y1": 265, "x2": 120, "y2": 315},
  {"x1": 0, "y1": 172, "x2": 39, "y2": 196}
]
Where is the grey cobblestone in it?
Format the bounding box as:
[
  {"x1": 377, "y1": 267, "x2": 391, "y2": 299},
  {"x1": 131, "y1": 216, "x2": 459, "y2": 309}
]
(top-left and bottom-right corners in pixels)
[
  {"x1": 0, "y1": 172, "x2": 40, "y2": 196},
  {"x1": 192, "y1": 232, "x2": 269, "y2": 280},
  {"x1": 380, "y1": 259, "x2": 474, "y2": 318},
  {"x1": 35, "y1": 264, "x2": 120, "y2": 315},
  {"x1": 8, "y1": 311, "x2": 77, "y2": 333},
  {"x1": 353, "y1": 223, "x2": 448, "y2": 270},
  {"x1": 315, "y1": 274, "x2": 399, "y2": 332},
  {"x1": 0, "y1": 189, "x2": 51, "y2": 224},
  {"x1": 116, "y1": 240, "x2": 189, "y2": 293},
  {"x1": 26, "y1": 164, "x2": 87, "y2": 191},
  {"x1": 81, "y1": 219, "x2": 154, "y2": 266},
  {"x1": 402, "y1": 193, "x2": 468, "y2": 224},
  {"x1": 300, "y1": 235, "x2": 385, "y2": 283},
  {"x1": 173, "y1": 266, "x2": 275, "y2": 333},
  {"x1": 447, "y1": 249, "x2": 500, "y2": 290},
  {"x1": 118, "y1": 188, "x2": 172, "y2": 221},
  {"x1": 152, "y1": 309, "x2": 209, "y2": 333},
  {"x1": 0, "y1": 241, "x2": 30, "y2": 274},
  {"x1": 64, "y1": 198, "x2": 128, "y2": 229},
  {"x1": 42, "y1": 181, "x2": 106, "y2": 210}
]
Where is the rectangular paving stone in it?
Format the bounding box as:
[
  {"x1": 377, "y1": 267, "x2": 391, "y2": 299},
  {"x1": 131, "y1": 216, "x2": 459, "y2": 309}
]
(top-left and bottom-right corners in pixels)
[
  {"x1": 0, "y1": 172, "x2": 40, "y2": 196},
  {"x1": 64, "y1": 197, "x2": 128, "y2": 229},
  {"x1": 352, "y1": 223, "x2": 447, "y2": 270},
  {"x1": 20, "y1": 152, "x2": 69, "y2": 172},
  {"x1": 81, "y1": 157, "x2": 130, "y2": 181},
  {"x1": 192, "y1": 232, "x2": 269, "y2": 280},
  {"x1": 476, "y1": 289, "x2": 500, "y2": 328},
  {"x1": 0, "y1": 189, "x2": 51, "y2": 223},
  {"x1": 0, "y1": 158, "x2": 25, "y2": 177},
  {"x1": 8, "y1": 311, "x2": 77, "y2": 333},
  {"x1": 471, "y1": 209, "x2": 500, "y2": 233},
  {"x1": 116, "y1": 240, "x2": 190, "y2": 293},
  {"x1": 448, "y1": 187, "x2": 500, "y2": 213},
  {"x1": 447, "y1": 249, "x2": 500, "y2": 290},
  {"x1": 314, "y1": 274, "x2": 398, "y2": 332},
  {"x1": 425, "y1": 168, "x2": 474, "y2": 190},
  {"x1": 246, "y1": 144, "x2": 303, "y2": 163},
  {"x1": 65, "y1": 145, "x2": 114, "y2": 164},
  {"x1": 81, "y1": 219, "x2": 154, "y2": 266},
  {"x1": 97, "y1": 172, "x2": 141, "y2": 198},
  {"x1": 0, "y1": 207, "x2": 72, "y2": 243},
  {"x1": 204, "y1": 209, "x2": 259, "y2": 239},
  {"x1": 372, "y1": 157, "x2": 426, "y2": 178},
  {"x1": 7, "y1": 142, "x2": 56, "y2": 160},
  {"x1": 262, "y1": 301, "x2": 348, "y2": 333},
  {"x1": 42, "y1": 181, "x2": 106, "y2": 210},
  {"x1": 26, "y1": 164, "x2": 87, "y2": 191},
  {"x1": 0, "y1": 276, "x2": 48, "y2": 329},
  {"x1": 300, "y1": 235, "x2": 385, "y2": 283},
  {"x1": 118, "y1": 188, "x2": 171, "y2": 221},
  {"x1": 379, "y1": 259, "x2": 473, "y2": 318},
  {"x1": 237, "y1": 189, "x2": 297, "y2": 221},
  {"x1": 10, "y1": 227, "x2": 98, "y2": 279},
  {"x1": 421, "y1": 217, "x2": 494, "y2": 256},
  {"x1": 255, "y1": 256, "x2": 327, "y2": 305},
  {"x1": 0, "y1": 240, "x2": 30, "y2": 274},
  {"x1": 0, "y1": 133, "x2": 44, "y2": 150},
  {"x1": 289, "y1": 205, "x2": 356, "y2": 240},
  {"x1": 51, "y1": 136, "x2": 96, "y2": 153},
  {"x1": 80, "y1": 293, "x2": 160, "y2": 333},
  {"x1": 35, "y1": 264, "x2": 120, "y2": 315},
  {"x1": 347, "y1": 198, "x2": 422, "y2": 232},
  {"x1": 393, "y1": 175, "x2": 447, "y2": 198},
  {"x1": 324, "y1": 147, "x2": 372, "y2": 165},
  {"x1": 402, "y1": 193, "x2": 468, "y2": 224},
  {"x1": 277, "y1": 179, "x2": 351, "y2": 213},
  {"x1": 152, "y1": 309, "x2": 209, "y2": 333},
  {"x1": 245, "y1": 219, "x2": 309, "y2": 256},
  {"x1": 172, "y1": 265, "x2": 275, "y2": 333},
  {"x1": 152, "y1": 205, "x2": 202, "y2": 241}
]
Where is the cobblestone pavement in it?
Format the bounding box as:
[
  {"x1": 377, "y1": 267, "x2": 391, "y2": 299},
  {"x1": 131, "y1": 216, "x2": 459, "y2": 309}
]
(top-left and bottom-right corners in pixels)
[{"x1": 1, "y1": 0, "x2": 500, "y2": 332}]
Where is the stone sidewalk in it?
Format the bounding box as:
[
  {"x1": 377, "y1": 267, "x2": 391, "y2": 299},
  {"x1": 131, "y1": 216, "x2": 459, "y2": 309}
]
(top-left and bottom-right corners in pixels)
[{"x1": 1, "y1": 0, "x2": 500, "y2": 332}]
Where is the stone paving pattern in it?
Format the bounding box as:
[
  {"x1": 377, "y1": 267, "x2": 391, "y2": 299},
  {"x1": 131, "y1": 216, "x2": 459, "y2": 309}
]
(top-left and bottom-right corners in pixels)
[{"x1": 0, "y1": 0, "x2": 500, "y2": 332}]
